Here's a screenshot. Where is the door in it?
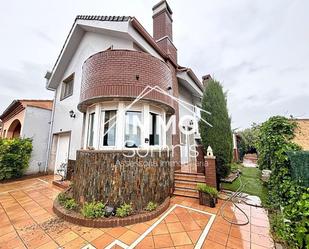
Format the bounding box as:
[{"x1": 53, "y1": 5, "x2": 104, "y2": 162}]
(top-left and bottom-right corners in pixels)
[{"x1": 54, "y1": 133, "x2": 70, "y2": 175}]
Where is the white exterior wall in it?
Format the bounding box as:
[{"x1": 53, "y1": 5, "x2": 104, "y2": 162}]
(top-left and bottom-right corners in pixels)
[
  {"x1": 179, "y1": 84, "x2": 194, "y2": 118},
  {"x1": 22, "y1": 106, "x2": 52, "y2": 174},
  {"x1": 52, "y1": 31, "x2": 135, "y2": 160}
]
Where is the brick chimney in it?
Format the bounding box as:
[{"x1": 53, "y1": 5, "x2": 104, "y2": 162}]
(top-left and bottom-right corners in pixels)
[
  {"x1": 152, "y1": 0, "x2": 177, "y2": 62},
  {"x1": 202, "y1": 74, "x2": 212, "y2": 88}
]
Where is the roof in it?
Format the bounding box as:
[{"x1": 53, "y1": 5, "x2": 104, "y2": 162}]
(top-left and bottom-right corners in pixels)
[
  {"x1": 177, "y1": 66, "x2": 204, "y2": 91},
  {"x1": 47, "y1": 14, "x2": 201, "y2": 91},
  {"x1": 0, "y1": 100, "x2": 53, "y2": 121}
]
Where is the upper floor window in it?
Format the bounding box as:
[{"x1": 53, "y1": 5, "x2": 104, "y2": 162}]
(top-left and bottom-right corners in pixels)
[{"x1": 61, "y1": 73, "x2": 74, "y2": 100}]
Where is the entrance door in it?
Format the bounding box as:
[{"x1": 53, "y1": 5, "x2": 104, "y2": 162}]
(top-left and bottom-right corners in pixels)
[{"x1": 54, "y1": 133, "x2": 70, "y2": 175}]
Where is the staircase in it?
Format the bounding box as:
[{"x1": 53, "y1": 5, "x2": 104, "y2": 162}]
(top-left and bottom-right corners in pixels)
[{"x1": 173, "y1": 172, "x2": 206, "y2": 198}]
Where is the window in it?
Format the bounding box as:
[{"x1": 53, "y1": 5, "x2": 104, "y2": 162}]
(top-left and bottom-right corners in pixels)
[
  {"x1": 61, "y1": 74, "x2": 74, "y2": 100},
  {"x1": 125, "y1": 111, "x2": 141, "y2": 148},
  {"x1": 102, "y1": 110, "x2": 117, "y2": 146},
  {"x1": 149, "y1": 112, "x2": 160, "y2": 145},
  {"x1": 87, "y1": 113, "x2": 95, "y2": 147}
]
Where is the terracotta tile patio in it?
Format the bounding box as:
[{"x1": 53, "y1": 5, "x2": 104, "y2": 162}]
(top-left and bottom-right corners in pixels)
[{"x1": 0, "y1": 176, "x2": 275, "y2": 248}]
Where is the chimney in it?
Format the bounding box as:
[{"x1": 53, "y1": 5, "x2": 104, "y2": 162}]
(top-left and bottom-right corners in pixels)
[
  {"x1": 152, "y1": 0, "x2": 177, "y2": 62},
  {"x1": 202, "y1": 74, "x2": 212, "y2": 88}
]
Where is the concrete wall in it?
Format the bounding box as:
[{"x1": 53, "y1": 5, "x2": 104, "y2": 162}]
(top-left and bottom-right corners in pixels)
[{"x1": 22, "y1": 106, "x2": 51, "y2": 174}]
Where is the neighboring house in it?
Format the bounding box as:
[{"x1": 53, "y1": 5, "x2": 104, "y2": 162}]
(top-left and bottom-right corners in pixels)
[
  {"x1": 45, "y1": 1, "x2": 213, "y2": 195},
  {"x1": 293, "y1": 119, "x2": 309, "y2": 150},
  {"x1": 0, "y1": 100, "x2": 53, "y2": 174}
]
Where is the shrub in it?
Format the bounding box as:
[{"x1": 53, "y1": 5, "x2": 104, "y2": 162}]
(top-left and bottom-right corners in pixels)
[
  {"x1": 196, "y1": 183, "x2": 218, "y2": 197},
  {"x1": 256, "y1": 116, "x2": 308, "y2": 248},
  {"x1": 199, "y1": 78, "x2": 233, "y2": 183},
  {"x1": 81, "y1": 201, "x2": 105, "y2": 218},
  {"x1": 63, "y1": 198, "x2": 78, "y2": 210},
  {"x1": 57, "y1": 193, "x2": 78, "y2": 210},
  {"x1": 0, "y1": 138, "x2": 32, "y2": 180},
  {"x1": 116, "y1": 203, "x2": 133, "y2": 217},
  {"x1": 145, "y1": 201, "x2": 158, "y2": 212}
]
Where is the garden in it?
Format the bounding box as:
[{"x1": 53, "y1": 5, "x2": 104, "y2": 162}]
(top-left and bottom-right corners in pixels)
[{"x1": 232, "y1": 116, "x2": 309, "y2": 249}]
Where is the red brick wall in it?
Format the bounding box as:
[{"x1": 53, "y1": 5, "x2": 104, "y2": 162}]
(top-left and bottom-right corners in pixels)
[
  {"x1": 205, "y1": 157, "x2": 217, "y2": 189},
  {"x1": 79, "y1": 50, "x2": 175, "y2": 113},
  {"x1": 153, "y1": 10, "x2": 173, "y2": 41}
]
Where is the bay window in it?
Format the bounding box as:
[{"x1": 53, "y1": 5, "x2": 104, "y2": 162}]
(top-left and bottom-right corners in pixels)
[
  {"x1": 102, "y1": 110, "x2": 117, "y2": 146},
  {"x1": 125, "y1": 111, "x2": 142, "y2": 148}
]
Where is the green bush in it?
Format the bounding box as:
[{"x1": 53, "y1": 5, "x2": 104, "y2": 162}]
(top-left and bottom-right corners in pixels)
[
  {"x1": 116, "y1": 203, "x2": 133, "y2": 217},
  {"x1": 57, "y1": 193, "x2": 78, "y2": 210},
  {"x1": 145, "y1": 201, "x2": 158, "y2": 212},
  {"x1": 81, "y1": 201, "x2": 105, "y2": 218},
  {"x1": 199, "y1": 78, "x2": 233, "y2": 182},
  {"x1": 0, "y1": 138, "x2": 32, "y2": 180},
  {"x1": 196, "y1": 183, "x2": 218, "y2": 197},
  {"x1": 256, "y1": 116, "x2": 308, "y2": 248}
]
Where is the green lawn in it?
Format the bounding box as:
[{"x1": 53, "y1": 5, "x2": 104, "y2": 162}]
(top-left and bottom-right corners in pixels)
[{"x1": 221, "y1": 163, "x2": 268, "y2": 204}]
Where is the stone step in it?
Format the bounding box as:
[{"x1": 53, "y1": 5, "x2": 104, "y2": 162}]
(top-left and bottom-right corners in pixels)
[
  {"x1": 174, "y1": 180, "x2": 198, "y2": 190},
  {"x1": 174, "y1": 174, "x2": 206, "y2": 183},
  {"x1": 173, "y1": 188, "x2": 199, "y2": 198}
]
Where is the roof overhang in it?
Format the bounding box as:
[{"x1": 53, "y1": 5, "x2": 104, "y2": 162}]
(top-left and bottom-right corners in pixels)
[{"x1": 177, "y1": 70, "x2": 203, "y2": 98}]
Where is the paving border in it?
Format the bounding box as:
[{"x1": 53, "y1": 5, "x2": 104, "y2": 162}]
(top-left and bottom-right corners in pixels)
[{"x1": 53, "y1": 197, "x2": 170, "y2": 228}]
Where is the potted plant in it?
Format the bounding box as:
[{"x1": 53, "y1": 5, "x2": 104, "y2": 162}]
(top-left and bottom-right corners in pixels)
[{"x1": 196, "y1": 183, "x2": 218, "y2": 207}]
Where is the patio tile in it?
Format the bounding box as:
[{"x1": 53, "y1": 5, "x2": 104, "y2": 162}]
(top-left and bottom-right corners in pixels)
[
  {"x1": 153, "y1": 234, "x2": 174, "y2": 248},
  {"x1": 251, "y1": 217, "x2": 270, "y2": 228},
  {"x1": 36, "y1": 240, "x2": 59, "y2": 249},
  {"x1": 229, "y1": 226, "x2": 251, "y2": 241},
  {"x1": 90, "y1": 233, "x2": 115, "y2": 248},
  {"x1": 181, "y1": 220, "x2": 201, "y2": 231},
  {"x1": 251, "y1": 225, "x2": 270, "y2": 236},
  {"x1": 170, "y1": 231, "x2": 192, "y2": 246},
  {"x1": 202, "y1": 239, "x2": 226, "y2": 249},
  {"x1": 211, "y1": 222, "x2": 231, "y2": 234},
  {"x1": 135, "y1": 235, "x2": 154, "y2": 248},
  {"x1": 251, "y1": 233, "x2": 274, "y2": 248},
  {"x1": 167, "y1": 221, "x2": 185, "y2": 233},
  {"x1": 118, "y1": 230, "x2": 139, "y2": 244},
  {"x1": 62, "y1": 237, "x2": 88, "y2": 249},
  {"x1": 206, "y1": 230, "x2": 228, "y2": 246},
  {"x1": 226, "y1": 236, "x2": 250, "y2": 249},
  {"x1": 0, "y1": 224, "x2": 15, "y2": 236},
  {"x1": 54, "y1": 230, "x2": 79, "y2": 245},
  {"x1": 81, "y1": 228, "x2": 104, "y2": 241},
  {"x1": 152, "y1": 222, "x2": 169, "y2": 235},
  {"x1": 106, "y1": 226, "x2": 128, "y2": 238},
  {"x1": 165, "y1": 213, "x2": 180, "y2": 223},
  {"x1": 130, "y1": 222, "x2": 150, "y2": 234},
  {"x1": 186, "y1": 230, "x2": 202, "y2": 244}
]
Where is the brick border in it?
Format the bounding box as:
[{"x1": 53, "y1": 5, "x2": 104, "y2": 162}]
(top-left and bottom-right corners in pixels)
[{"x1": 53, "y1": 197, "x2": 170, "y2": 228}]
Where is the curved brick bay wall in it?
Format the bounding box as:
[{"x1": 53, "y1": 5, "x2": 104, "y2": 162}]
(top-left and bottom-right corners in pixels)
[
  {"x1": 72, "y1": 149, "x2": 171, "y2": 210},
  {"x1": 78, "y1": 50, "x2": 175, "y2": 114}
]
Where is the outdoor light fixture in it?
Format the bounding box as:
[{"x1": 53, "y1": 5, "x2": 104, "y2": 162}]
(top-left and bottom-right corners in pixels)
[
  {"x1": 167, "y1": 86, "x2": 172, "y2": 91},
  {"x1": 69, "y1": 110, "x2": 76, "y2": 118}
]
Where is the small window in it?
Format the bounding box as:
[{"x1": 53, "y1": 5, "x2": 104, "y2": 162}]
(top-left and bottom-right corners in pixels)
[
  {"x1": 149, "y1": 112, "x2": 160, "y2": 145},
  {"x1": 87, "y1": 113, "x2": 95, "y2": 147},
  {"x1": 102, "y1": 110, "x2": 117, "y2": 146},
  {"x1": 61, "y1": 73, "x2": 74, "y2": 100}
]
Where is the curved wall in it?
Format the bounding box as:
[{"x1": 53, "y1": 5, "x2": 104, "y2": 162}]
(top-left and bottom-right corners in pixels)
[
  {"x1": 78, "y1": 50, "x2": 175, "y2": 114},
  {"x1": 73, "y1": 149, "x2": 171, "y2": 210}
]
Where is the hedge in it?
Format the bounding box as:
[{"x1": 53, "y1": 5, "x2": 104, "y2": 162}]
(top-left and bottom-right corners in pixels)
[
  {"x1": 0, "y1": 138, "x2": 33, "y2": 180},
  {"x1": 287, "y1": 151, "x2": 309, "y2": 187}
]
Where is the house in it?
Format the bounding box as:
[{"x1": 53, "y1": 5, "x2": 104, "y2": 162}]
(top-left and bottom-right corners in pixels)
[
  {"x1": 45, "y1": 1, "x2": 215, "y2": 196},
  {"x1": 0, "y1": 99, "x2": 53, "y2": 174},
  {"x1": 293, "y1": 119, "x2": 309, "y2": 150}
]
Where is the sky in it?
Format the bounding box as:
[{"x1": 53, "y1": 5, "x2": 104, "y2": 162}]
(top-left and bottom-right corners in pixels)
[{"x1": 0, "y1": 0, "x2": 308, "y2": 129}]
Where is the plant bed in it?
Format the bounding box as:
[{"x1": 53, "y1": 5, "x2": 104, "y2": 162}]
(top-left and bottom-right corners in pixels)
[
  {"x1": 197, "y1": 183, "x2": 218, "y2": 208},
  {"x1": 53, "y1": 192, "x2": 170, "y2": 228}
]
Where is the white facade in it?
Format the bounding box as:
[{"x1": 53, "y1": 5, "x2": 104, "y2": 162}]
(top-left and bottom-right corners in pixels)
[
  {"x1": 22, "y1": 106, "x2": 52, "y2": 174},
  {"x1": 46, "y1": 18, "x2": 203, "y2": 172}
]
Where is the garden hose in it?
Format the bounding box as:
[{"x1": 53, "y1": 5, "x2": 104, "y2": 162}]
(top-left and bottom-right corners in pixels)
[{"x1": 219, "y1": 176, "x2": 250, "y2": 226}]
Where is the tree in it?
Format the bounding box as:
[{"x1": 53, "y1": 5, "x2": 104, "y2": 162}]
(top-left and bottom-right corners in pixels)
[
  {"x1": 237, "y1": 123, "x2": 259, "y2": 160},
  {"x1": 199, "y1": 79, "x2": 233, "y2": 185}
]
